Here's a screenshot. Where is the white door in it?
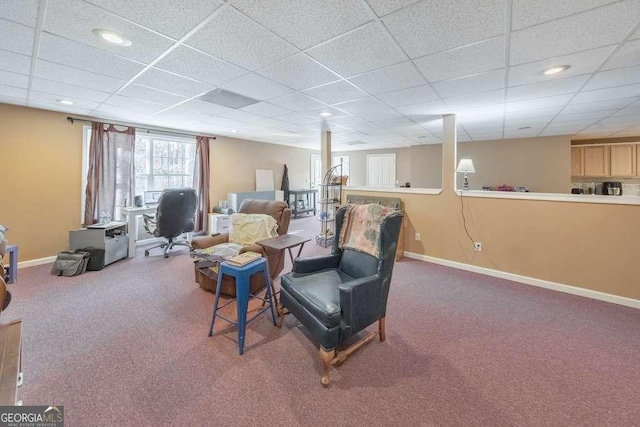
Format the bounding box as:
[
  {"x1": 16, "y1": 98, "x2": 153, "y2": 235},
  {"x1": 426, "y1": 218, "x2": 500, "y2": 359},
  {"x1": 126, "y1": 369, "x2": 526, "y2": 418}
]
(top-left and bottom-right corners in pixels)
[
  {"x1": 367, "y1": 153, "x2": 396, "y2": 187},
  {"x1": 333, "y1": 155, "x2": 350, "y2": 185}
]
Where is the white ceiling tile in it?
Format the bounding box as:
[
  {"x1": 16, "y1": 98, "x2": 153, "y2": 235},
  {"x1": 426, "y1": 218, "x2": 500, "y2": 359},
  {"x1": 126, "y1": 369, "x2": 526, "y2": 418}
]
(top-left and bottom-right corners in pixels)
[
  {"x1": 134, "y1": 68, "x2": 212, "y2": 97},
  {"x1": 504, "y1": 129, "x2": 546, "y2": 138},
  {"x1": 365, "y1": 0, "x2": 420, "y2": 17},
  {"x1": 505, "y1": 94, "x2": 573, "y2": 112},
  {"x1": 155, "y1": 45, "x2": 247, "y2": 86},
  {"x1": 29, "y1": 90, "x2": 101, "y2": 110},
  {"x1": 571, "y1": 84, "x2": 640, "y2": 104},
  {"x1": 173, "y1": 99, "x2": 235, "y2": 117},
  {"x1": 85, "y1": 0, "x2": 223, "y2": 39},
  {"x1": 508, "y1": 46, "x2": 614, "y2": 87},
  {"x1": 383, "y1": 0, "x2": 504, "y2": 58},
  {"x1": 509, "y1": 1, "x2": 640, "y2": 65},
  {"x1": 34, "y1": 60, "x2": 126, "y2": 92},
  {"x1": 546, "y1": 119, "x2": 597, "y2": 129},
  {"x1": 44, "y1": 0, "x2": 174, "y2": 64},
  {"x1": 556, "y1": 110, "x2": 616, "y2": 121},
  {"x1": 610, "y1": 106, "x2": 640, "y2": 117},
  {"x1": 0, "y1": 0, "x2": 39, "y2": 27},
  {"x1": 332, "y1": 97, "x2": 388, "y2": 115},
  {"x1": 561, "y1": 98, "x2": 638, "y2": 114},
  {"x1": 511, "y1": 0, "x2": 619, "y2": 31},
  {"x1": 0, "y1": 19, "x2": 35, "y2": 55},
  {"x1": 270, "y1": 93, "x2": 326, "y2": 110},
  {"x1": 354, "y1": 108, "x2": 405, "y2": 122},
  {"x1": 395, "y1": 99, "x2": 451, "y2": 116},
  {"x1": 434, "y1": 70, "x2": 504, "y2": 99},
  {"x1": 507, "y1": 75, "x2": 588, "y2": 102},
  {"x1": 302, "y1": 81, "x2": 368, "y2": 105},
  {"x1": 186, "y1": 7, "x2": 297, "y2": 71},
  {"x1": 39, "y1": 34, "x2": 145, "y2": 80},
  {"x1": 0, "y1": 85, "x2": 27, "y2": 99},
  {"x1": 257, "y1": 54, "x2": 340, "y2": 91},
  {"x1": 413, "y1": 36, "x2": 505, "y2": 83},
  {"x1": 347, "y1": 62, "x2": 425, "y2": 95},
  {"x1": 538, "y1": 128, "x2": 580, "y2": 137},
  {"x1": 505, "y1": 107, "x2": 562, "y2": 120},
  {"x1": 218, "y1": 109, "x2": 270, "y2": 124},
  {"x1": 444, "y1": 89, "x2": 505, "y2": 110},
  {"x1": 233, "y1": 0, "x2": 371, "y2": 50},
  {"x1": 119, "y1": 84, "x2": 186, "y2": 106},
  {"x1": 222, "y1": 73, "x2": 294, "y2": 101},
  {"x1": 306, "y1": 23, "x2": 405, "y2": 77},
  {"x1": 28, "y1": 101, "x2": 93, "y2": 116},
  {"x1": 240, "y1": 102, "x2": 292, "y2": 117},
  {"x1": 583, "y1": 65, "x2": 640, "y2": 91},
  {"x1": 305, "y1": 106, "x2": 352, "y2": 119},
  {"x1": 0, "y1": 70, "x2": 29, "y2": 88},
  {"x1": 376, "y1": 84, "x2": 439, "y2": 107},
  {"x1": 31, "y1": 78, "x2": 112, "y2": 103},
  {"x1": 273, "y1": 112, "x2": 318, "y2": 125},
  {"x1": 602, "y1": 39, "x2": 640, "y2": 71},
  {"x1": 0, "y1": 49, "x2": 31, "y2": 75},
  {"x1": 0, "y1": 96, "x2": 26, "y2": 106}
]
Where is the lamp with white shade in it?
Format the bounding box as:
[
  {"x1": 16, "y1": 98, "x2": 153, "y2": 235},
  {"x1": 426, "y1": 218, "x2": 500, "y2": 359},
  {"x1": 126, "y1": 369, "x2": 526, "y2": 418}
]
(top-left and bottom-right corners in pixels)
[{"x1": 456, "y1": 159, "x2": 475, "y2": 190}]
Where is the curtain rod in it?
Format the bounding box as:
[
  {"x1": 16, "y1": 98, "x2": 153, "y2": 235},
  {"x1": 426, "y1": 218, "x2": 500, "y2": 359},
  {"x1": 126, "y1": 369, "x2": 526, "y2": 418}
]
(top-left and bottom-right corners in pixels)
[{"x1": 66, "y1": 116, "x2": 217, "y2": 140}]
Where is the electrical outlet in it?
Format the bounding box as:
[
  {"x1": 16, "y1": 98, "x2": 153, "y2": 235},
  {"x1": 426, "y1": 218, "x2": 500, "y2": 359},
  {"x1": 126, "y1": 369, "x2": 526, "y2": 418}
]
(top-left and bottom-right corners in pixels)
[
  {"x1": 414, "y1": 233, "x2": 421, "y2": 241},
  {"x1": 474, "y1": 242, "x2": 482, "y2": 252}
]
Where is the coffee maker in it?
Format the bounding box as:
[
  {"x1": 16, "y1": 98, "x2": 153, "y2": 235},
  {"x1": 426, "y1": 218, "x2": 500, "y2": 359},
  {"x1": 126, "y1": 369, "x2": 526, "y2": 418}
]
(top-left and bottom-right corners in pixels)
[{"x1": 601, "y1": 181, "x2": 622, "y2": 196}]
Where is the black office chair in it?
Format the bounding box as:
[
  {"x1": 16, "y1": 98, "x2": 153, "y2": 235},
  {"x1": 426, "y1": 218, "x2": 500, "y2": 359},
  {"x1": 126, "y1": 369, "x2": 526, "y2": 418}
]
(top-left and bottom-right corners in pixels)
[
  {"x1": 280, "y1": 204, "x2": 403, "y2": 387},
  {"x1": 143, "y1": 188, "x2": 197, "y2": 258}
]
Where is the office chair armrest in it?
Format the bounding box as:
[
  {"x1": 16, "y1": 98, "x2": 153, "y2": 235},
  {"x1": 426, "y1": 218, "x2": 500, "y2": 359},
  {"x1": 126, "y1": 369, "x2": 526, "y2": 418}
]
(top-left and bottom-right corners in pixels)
[
  {"x1": 191, "y1": 233, "x2": 229, "y2": 250},
  {"x1": 293, "y1": 253, "x2": 341, "y2": 274},
  {"x1": 339, "y1": 274, "x2": 383, "y2": 331}
]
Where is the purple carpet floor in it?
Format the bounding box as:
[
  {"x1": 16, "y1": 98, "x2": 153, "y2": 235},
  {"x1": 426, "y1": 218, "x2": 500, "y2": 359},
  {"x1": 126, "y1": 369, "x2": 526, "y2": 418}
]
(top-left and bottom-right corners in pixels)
[{"x1": 6, "y1": 215, "x2": 640, "y2": 425}]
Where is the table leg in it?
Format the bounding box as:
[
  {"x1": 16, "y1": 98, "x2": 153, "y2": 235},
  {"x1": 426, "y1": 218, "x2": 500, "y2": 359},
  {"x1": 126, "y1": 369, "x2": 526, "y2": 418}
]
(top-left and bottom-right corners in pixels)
[
  {"x1": 236, "y1": 271, "x2": 249, "y2": 355},
  {"x1": 126, "y1": 213, "x2": 136, "y2": 258}
]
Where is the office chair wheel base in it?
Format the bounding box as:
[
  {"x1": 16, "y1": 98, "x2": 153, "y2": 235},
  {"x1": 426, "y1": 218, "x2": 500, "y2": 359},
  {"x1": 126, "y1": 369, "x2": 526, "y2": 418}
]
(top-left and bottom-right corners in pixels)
[{"x1": 144, "y1": 250, "x2": 149, "y2": 256}]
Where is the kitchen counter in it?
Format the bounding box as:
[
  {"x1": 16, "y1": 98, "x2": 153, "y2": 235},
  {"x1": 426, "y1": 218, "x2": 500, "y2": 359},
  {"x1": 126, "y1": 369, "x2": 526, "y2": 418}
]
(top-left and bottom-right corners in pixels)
[{"x1": 456, "y1": 190, "x2": 640, "y2": 205}]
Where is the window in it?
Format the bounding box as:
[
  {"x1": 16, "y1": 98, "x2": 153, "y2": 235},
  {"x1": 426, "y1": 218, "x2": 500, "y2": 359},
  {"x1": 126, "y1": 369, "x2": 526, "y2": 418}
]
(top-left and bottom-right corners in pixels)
[{"x1": 134, "y1": 133, "x2": 196, "y2": 195}]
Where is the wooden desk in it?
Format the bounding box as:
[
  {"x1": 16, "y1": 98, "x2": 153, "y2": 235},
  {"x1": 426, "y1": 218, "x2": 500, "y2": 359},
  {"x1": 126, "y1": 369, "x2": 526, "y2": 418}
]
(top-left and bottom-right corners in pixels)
[{"x1": 0, "y1": 320, "x2": 22, "y2": 405}]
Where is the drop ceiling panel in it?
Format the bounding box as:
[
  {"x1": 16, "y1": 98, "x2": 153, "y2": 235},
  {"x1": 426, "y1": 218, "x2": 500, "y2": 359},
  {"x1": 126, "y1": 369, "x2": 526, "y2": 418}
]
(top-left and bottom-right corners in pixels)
[
  {"x1": 571, "y1": 84, "x2": 640, "y2": 104},
  {"x1": 511, "y1": 0, "x2": 619, "y2": 31},
  {"x1": 186, "y1": 8, "x2": 297, "y2": 71},
  {"x1": 332, "y1": 97, "x2": 389, "y2": 115},
  {"x1": 444, "y1": 89, "x2": 505, "y2": 110},
  {"x1": 29, "y1": 101, "x2": 93, "y2": 116},
  {"x1": 509, "y1": 1, "x2": 640, "y2": 65},
  {"x1": 507, "y1": 75, "x2": 588, "y2": 102},
  {"x1": 44, "y1": 0, "x2": 175, "y2": 64},
  {"x1": 95, "y1": 100, "x2": 164, "y2": 116},
  {"x1": 0, "y1": 70, "x2": 29, "y2": 88},
  {"x1": 302, "y1": 80, "x2": 368, "y2": 105},
  {"x1": 0, "y1": 49, "x2": 31, "y2": 75},
  {"x1": 505, "y1": 94, "x2": 573, "y2": 112},
  {"x1": 305, "y1": 106, "x2": 352, "y2": 119},
  {"x1": 31, "y1": 78, "x2": 112, "y2": 103},
  {"x1": 561, "y1": 98, "x2": 638, "y2": 114},
  {"x1": 347, "y1": 61, "x2": 425, "y2": 95},
  {"x1": 233, "y1": 0, "x2": 372, "y2": 50},
  {"x1": 34, "y1": 60, "x2": 126, "y2": 92},
  {"x1": 395, "y1": 99, "x2": 451, "y2": 116},
  {"x1": 306, "y1": 23, "x2": 405, "y2": 77},
  {"x1": 85, "y1": 0, "x2": 223, "y2": 39},
  {"x1": 222, "y1": 73, "x2": 294, "y2": 101},
  {"x1": 555, "y1": 110, "x2": 616, "y2": 121},
  {"x1": 0, "y1": 19, "x2": 35, "y2": 55},
  {"x1": 0, "y1": 0, "x2": 39, "y2": 27},
  {"x1": 134, "y1": 68, "x2": 212, "y2": 97},
  {"x1": 583, "y1": 65, "x2": 640, "y2": 91},
  {"x1": 218, "y1": 109, "x2": 270, "y2": 124},
  {"x1": 119, "y1": 84, "x2": 186, "y2": 106},
  {"x1": 0, "y1": 85, "x2": 27, "y2": 99},
  {"x1": 155, "y1": 46, "x2": 247, "y2": 86},
  {"x1": 273, "y1": 112, "x2": 318, "y2": 125},
  {"x1": 433, "y1": 69, "x2": 504, "y2": 99},
  {"x1": 240, "y1": 102, "x2": 292, "y2": 117},
  {"x1": 39, "y1": 34, "x2": 145, "y2": 80},
  {"x1": 173, "y1": 99, "x2": 236, "y2": 117},
  {"x1": 365, "y1": 0, "x2": 420, "y2": 17},
  {"x1": 602, "y1": 39, "x2": 640, "y2": 70},
  {"x1": 354, "y1": 108, "x2": 405, "y2": 122},
  {"x1": 376, "y1": 84, "x2": 439, "y2": 107},
  {"x1": 507, "y1": 46, "x2": 614, "y2": 87},
  {"x1": 269, "y1": 93, "x2": 326, "y2": 111},
  {"x1": 29, "y1": 90, "x2": 102, "y2": 110},
  {"x1": 382, "y1": 0, "x2": 504, "y2": 59},
  {"x1": 413, "y1": 36, "x2": 505, "y2": 83},
  {"x1": 257, "y1": 54, "x2": 341, "y2": 91}
]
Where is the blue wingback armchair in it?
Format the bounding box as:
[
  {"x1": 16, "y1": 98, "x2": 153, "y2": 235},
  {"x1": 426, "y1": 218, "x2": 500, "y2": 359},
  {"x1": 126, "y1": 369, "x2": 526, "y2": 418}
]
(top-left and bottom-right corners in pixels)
[{"x1": 279, "y1": 204, "x2": 403, "y2": 387}]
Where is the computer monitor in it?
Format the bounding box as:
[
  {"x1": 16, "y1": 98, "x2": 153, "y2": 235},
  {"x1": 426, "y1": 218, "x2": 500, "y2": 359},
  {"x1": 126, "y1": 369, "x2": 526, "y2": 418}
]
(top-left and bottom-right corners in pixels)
[{"x1": 143, "y1": 190, "x2": 163, "y2": 207}]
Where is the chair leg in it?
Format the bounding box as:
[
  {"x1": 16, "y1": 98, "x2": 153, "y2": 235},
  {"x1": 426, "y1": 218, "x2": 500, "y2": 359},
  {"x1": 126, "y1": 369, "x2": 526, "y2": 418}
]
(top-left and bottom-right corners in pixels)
[
  {"x1": 379, "y1": 317, "x2": 386, "y2": 342},
  {"x1": 319, "y1": 347, "x2": 335, "y2": 388}
]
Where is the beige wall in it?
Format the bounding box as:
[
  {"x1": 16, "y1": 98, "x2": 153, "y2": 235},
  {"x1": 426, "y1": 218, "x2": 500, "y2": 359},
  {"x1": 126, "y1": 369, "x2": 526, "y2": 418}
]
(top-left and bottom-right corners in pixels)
[
  {"x1": 0, "y1": 104, "x2": 83, "y2": 261},
  {"x1": 209, "y1": 136, "x2": 317, "y2": 208},
  {"x1": 334, "y1": 147, "x2": 411, "y2": 187},
  {"x1": 411, "y1": 144, "x2": 443, "y2": 188},
  {"x1": 457, "y1": 136, "x2": 571, "y2": 193}
]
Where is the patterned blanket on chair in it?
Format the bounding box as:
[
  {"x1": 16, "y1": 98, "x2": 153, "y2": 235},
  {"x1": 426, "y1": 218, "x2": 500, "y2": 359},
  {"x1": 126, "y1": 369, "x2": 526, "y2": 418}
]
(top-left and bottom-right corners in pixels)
[{"x1": 338, "y1": 204, "x2": 394, "y2": 258}]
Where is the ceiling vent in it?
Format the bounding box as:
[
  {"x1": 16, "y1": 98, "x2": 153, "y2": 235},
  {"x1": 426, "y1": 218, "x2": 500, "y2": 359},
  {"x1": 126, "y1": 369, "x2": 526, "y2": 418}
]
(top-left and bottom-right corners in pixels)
[
  {"x1": 346, "y1": 140, "x2": 367, "y2": 145},
  {"x1": 197, "y1": 88, "x2": 259, "y2": 109}
]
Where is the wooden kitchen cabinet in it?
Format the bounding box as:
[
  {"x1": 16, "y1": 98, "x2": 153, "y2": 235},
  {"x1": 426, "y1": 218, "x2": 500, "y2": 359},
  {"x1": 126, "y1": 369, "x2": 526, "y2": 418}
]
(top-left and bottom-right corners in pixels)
[
  {"x1": 610, "y1": 144, "x2": 636, "y2": 177},
  {"x1": 583, "y1": 145, "x2": 610, "y2": 177},
  {"x1": 571, "y1": 146, "x2": 584, "y2": 176}
]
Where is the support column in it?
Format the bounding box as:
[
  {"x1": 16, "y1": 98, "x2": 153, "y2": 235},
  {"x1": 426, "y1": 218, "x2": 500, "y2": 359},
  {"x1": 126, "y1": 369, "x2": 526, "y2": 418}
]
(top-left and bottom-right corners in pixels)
[
  {"x1": 442, "y1": 114, "x2": 457, "y2": 192},
  {"x1": 321, "y1": 120, "x2": 332, "y2": 177}
]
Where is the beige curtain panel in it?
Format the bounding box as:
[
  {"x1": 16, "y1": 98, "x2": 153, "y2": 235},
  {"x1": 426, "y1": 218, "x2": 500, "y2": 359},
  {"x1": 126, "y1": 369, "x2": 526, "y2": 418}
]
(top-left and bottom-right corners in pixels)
[{"x1": 194, "y1": 136, "x2": 211, "y2": 233}]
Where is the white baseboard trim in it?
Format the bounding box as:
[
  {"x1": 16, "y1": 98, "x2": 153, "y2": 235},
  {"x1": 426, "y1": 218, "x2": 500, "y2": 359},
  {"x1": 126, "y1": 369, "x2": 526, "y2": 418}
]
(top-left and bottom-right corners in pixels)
[
  {"x1": 404, "y1": 251, "x2": 640, "y2": 310},
  {"x1": 17, "y1": 256, "x2": 56, "y2": 269}
]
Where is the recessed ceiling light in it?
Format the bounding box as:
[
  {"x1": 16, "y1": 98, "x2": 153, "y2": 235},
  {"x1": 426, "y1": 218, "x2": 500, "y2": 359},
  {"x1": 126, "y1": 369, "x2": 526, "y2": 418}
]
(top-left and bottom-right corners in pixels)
[
  {"x1": 92, "y1": 29, "x2": 132, "y2": 46},
  {"x1": 228, "y1": 129, "x2": 239, "y2": 133},
  {"x1": 543, "y1": 65, "x2": 570, "y2": 75},
  {"x1": 518, "y1": 126, "x2": 531, "y2": 130},
  {"x1": 319, "y1": 112, "x2": 332, "y2": 117},
  {"x1": 57, "y1": 99, "x2": 74, "y2": 105}
]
